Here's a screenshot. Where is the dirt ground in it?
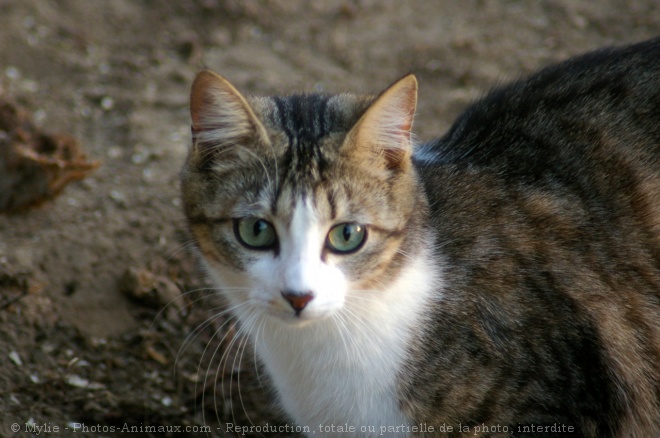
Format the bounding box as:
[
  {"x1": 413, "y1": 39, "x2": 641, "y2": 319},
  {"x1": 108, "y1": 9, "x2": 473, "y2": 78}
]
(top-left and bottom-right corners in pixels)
[{"x1": 0, "y1": 0, "x2": 657, "y2": 436}]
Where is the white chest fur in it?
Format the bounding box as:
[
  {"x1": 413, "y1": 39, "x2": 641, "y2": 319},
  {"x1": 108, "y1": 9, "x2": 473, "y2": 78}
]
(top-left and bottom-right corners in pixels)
[{"x1": 250, "y1": 255, "x2": 439, "y2": 437}]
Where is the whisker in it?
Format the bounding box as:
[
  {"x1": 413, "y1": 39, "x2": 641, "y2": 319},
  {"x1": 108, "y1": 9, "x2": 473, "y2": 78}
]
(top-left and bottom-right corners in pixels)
[
  {"x1": 235, "y1": 310, "x2": 262, "y2": 430},
  {"x1": 252, "y1": 317, "x2": 267, "y2": 391},
  {"x1": 150, "y1": 286, "x2": 215, "y2": 324},
  {"x1": 162, "y1": 239, "x2": 199, "y2": 263},
  {"x1": 197, "y1": 311, "x2": 240, "y2": 428},
  {"x1": 337, "y1": 309, "x2": 371, "y2": 365},
  {"x1": 215, "y1": 301, "x2": 260, "y2": 427},
  {"x1": 174, "y1": 300, "x2": 248, "y2": 373},
  {"x1": 330, "y1": 312, "x2": 352, "y2": 361},
  {"x1": 213, "y1": 313, "x2": 245, "y2": 428}
]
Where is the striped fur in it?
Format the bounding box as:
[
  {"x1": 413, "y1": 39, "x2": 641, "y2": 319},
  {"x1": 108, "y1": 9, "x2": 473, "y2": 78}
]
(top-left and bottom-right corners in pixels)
[{"x1": 181, "y1": 38, "x2": 660, "y2": 437}]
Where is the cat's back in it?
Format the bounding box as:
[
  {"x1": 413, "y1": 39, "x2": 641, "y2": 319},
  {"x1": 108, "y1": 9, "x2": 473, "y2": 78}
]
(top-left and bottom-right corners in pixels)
[
  {"x1": 407, "y1": 38, "x2": 659, "y2": 436},
  {"x1": 418, "y1": 37, "x2": 660, "y2": 173},
  {"x1": 419, "y1": 36, "x2": 660, "y2": 265}
]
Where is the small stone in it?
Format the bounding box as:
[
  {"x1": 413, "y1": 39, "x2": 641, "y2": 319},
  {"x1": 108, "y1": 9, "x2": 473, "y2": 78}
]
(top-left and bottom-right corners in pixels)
[
  {"x1": 9, "y1": 351, "x2": 22, "y2": 366},
  {"x1": 100, "y1": 96, "x2": 114, "y2": 110}
]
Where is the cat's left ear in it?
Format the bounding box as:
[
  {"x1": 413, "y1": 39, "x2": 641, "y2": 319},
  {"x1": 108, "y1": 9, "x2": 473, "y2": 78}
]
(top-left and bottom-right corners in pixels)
[
  {"x1": 189, "y1": 70, "x2": 269, "y2": 156},
  {"x1": 346, "y1": 74, "x2": 418, "y2": 171}
]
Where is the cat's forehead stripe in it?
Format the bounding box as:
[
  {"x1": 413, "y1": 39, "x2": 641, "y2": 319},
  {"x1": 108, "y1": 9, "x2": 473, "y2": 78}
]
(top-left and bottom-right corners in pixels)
[
  {"x1": 268, "y1": 94, "x2": 337, "y2": 193},
  {"x1": 272, "y1": 94, "x2": 332, "y2": 142},
  {"x1": 326, "y1": 188, "x2": 337, "y2": 221}
]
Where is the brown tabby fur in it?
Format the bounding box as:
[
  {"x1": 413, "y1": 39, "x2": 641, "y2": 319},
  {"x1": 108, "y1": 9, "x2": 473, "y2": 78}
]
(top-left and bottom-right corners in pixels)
[{"x1": 182, "y1": 38, "x2": 660, "y2": 437}]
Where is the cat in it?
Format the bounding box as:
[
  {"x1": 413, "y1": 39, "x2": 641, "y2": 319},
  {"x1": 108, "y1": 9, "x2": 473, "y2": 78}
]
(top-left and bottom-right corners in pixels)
[{"x1": 180, "y1": 38, "x2": 660, "y2": 437}]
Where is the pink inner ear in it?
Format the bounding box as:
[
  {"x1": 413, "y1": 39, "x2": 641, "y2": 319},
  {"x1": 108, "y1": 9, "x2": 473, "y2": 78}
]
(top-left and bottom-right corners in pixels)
[
  {"x1": 188, "y1": 70, "x2": 270, "y2": 153},
  {"x1": 190, "y1": 70, "x2": 230, "y2": 131},
  {"x1": 352, "y1": 74, "x2": 418, "y2": 171}
]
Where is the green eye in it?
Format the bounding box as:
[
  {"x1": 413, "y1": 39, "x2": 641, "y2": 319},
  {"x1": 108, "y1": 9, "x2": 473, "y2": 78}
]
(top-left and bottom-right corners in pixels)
[
  {"x1": 234, "y1": 218, "x2": 277, "y2": 250},
  {"x1": 326, "y1": 223, "x2": 367, "y2": 254}
]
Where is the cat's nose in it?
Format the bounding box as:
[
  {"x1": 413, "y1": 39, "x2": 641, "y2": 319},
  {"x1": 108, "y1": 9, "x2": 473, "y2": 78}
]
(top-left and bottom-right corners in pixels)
[{"x1": 281, "y1": 290, "x2": 314, "y2": 315}]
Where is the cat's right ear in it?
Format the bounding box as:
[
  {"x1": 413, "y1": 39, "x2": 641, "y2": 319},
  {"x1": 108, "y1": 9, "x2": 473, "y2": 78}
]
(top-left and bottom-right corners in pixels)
[
  {"x1": 345, "y1": 74, "x2": 418, "y2": 173},
  {"x1": 189, "y1": 70, "x2": 269, "y2": 165}
]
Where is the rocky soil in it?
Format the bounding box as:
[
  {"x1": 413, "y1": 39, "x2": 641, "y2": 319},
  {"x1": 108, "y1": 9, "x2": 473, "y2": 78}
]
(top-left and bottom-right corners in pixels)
[{"x1": 0, "y1": 0, "x2": 657, "y2": 436}]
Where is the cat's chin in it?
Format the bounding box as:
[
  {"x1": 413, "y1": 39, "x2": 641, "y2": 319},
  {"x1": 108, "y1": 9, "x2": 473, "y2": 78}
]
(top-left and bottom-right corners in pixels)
[{"x1": 266, "y1": 309, "x2": 335, "y2": 327}]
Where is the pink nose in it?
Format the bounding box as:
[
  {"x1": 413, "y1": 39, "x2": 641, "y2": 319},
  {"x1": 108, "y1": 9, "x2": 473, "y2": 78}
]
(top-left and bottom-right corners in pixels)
[{"x1": 281, "y1": 290, "x2": 314, "y2": 315}]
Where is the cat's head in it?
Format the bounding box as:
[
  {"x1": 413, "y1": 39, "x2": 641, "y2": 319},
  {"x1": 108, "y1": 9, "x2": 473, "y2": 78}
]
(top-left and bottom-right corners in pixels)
[{"x1": 181, "y1": 71, "x2": 427, "y2": 325}]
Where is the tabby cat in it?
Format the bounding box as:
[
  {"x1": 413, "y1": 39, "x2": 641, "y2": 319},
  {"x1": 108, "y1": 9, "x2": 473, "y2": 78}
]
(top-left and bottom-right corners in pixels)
[{"x1": 181, "y1": 38, "x2": 660, "y2": 437}]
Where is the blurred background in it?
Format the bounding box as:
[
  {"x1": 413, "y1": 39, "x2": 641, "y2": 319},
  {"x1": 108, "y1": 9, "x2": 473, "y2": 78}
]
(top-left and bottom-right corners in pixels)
[{"x1": 0, "y1": 0, "x2": 657, "y2": 436}]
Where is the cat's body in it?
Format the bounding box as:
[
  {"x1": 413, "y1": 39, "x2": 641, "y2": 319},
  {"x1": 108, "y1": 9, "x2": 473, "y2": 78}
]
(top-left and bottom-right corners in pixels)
[{"x1": 181, "y1": 38, "x2": 659, "y2": 437}]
